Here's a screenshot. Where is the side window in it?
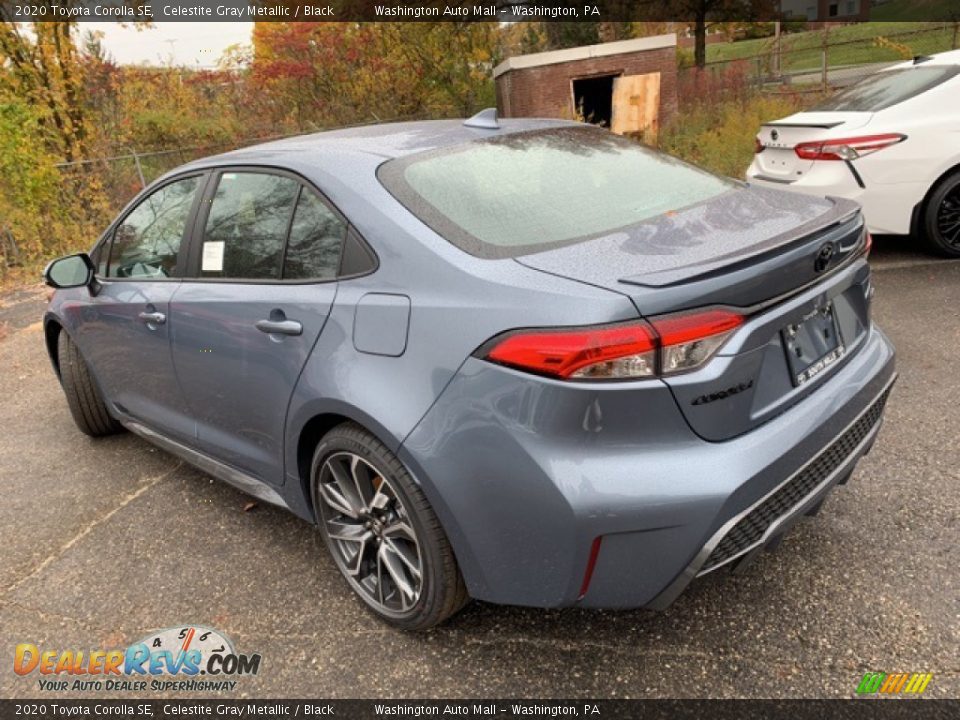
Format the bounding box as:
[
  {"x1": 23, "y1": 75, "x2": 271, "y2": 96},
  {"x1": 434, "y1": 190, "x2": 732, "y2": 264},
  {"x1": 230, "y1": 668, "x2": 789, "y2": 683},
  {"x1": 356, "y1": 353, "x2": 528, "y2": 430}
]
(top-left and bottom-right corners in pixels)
[
  {"x1": 283, "y1": 189, "x2": 346, "y2": 280},
  {"x1": 200, "y1": 172, "x2": 299, "y2": 280},
  {"x1": 108, "y1": 176, "x2": 200, "y2": 279}
]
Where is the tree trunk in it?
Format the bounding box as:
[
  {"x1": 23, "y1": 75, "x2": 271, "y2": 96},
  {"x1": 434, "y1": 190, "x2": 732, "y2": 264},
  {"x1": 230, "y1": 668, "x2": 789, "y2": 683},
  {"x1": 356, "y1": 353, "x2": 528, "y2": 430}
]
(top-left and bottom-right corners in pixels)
[{"x1": 694, "y1": 12, "x2": 707, "y2": 68}]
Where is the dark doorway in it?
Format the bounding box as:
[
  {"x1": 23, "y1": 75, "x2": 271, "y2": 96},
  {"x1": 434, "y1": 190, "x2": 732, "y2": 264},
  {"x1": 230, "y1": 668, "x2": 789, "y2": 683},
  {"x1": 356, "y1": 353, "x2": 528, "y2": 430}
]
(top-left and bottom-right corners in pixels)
[{"x1": 572, "y1": 75, "x2": 617, "y2": 127}]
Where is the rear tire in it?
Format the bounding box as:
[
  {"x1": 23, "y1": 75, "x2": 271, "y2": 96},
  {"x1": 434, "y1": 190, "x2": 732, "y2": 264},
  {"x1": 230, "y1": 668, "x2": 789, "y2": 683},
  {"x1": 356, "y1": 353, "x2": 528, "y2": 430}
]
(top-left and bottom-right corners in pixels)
[
  {"x1": 57, "y1": 331, "x2": 124, "y2": 437},
  {"x1": 311, "y1": 423, "x2": 468, "y2": 630},
  {"x1": 922, "y1": 170, "x2": 960, "y2": 258}
]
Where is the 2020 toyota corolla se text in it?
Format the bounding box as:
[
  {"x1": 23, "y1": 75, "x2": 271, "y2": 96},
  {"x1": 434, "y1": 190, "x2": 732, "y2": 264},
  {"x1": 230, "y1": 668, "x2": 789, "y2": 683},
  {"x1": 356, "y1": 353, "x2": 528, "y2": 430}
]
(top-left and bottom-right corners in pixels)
[{"x1": 42, "y1": 114, "x2": 896, "y2": 629}]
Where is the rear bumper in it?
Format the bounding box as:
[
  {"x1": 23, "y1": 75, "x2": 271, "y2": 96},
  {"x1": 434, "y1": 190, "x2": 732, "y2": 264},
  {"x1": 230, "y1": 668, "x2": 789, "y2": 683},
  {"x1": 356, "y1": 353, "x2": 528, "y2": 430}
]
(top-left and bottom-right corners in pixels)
[
  {"x1": 747, "y1": 162, "x2": 926, "y2": 235},
  {"x1": 646, "y1": 371, "x2": 893, "y2": 609},
  {"x1": 400, "y1": 325, "x2": 896, "y2": 609}
]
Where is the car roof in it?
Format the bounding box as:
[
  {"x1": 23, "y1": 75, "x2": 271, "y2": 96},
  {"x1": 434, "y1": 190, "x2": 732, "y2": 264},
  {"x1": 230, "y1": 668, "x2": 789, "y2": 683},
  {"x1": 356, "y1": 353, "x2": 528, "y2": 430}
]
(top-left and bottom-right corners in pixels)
[
  {"x1": 888, "y1": 48, "x2": 960, "y2": 70},
  {"x1": 180, "y1": 117, "x2": 577, "y2": 172}
]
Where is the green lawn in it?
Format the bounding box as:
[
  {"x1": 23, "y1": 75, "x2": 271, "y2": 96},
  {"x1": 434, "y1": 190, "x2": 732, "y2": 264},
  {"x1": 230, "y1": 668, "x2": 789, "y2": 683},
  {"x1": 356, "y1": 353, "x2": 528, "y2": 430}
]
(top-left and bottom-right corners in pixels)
[
  {"x1": 705, "y1": 21, "x2": 958, "y2": 72},
  {"x1": 872, "y1": 0, "x2": 960, "y2": 22}
]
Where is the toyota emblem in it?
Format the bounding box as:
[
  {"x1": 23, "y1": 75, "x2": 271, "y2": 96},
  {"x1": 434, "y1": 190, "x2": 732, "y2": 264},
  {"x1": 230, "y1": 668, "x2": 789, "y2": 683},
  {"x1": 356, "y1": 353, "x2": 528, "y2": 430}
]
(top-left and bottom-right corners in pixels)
[
  {"x1": 770, "y1": 129, "x2": 779, "y2": 141},
  {"x1": 814, "y1": 243, "x2": 836, "y2": 273}
]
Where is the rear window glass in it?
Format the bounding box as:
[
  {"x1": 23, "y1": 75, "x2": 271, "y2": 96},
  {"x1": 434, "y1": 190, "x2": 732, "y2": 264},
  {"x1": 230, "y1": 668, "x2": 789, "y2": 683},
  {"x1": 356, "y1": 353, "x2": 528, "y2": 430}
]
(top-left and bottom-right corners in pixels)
[
  {"x1": 813, "y1": 66, "x2": 958, "y2": 112},
  {"x1": 378, "y1": 126, "x2": 736, "y2": 258}
]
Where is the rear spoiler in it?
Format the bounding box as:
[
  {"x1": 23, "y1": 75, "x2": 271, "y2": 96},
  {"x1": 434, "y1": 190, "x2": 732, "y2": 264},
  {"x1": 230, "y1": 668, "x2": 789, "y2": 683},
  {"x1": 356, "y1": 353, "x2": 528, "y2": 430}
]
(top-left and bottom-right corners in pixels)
[{"x1": 763, "y1": 121, "x2": 845, "y2": 129}]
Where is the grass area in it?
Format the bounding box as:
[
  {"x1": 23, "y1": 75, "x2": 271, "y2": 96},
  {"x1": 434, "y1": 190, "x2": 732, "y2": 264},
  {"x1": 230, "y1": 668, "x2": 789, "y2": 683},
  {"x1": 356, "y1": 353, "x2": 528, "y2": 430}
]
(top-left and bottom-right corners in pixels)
[
  {"x1": 660, "y1": 94, "x2": 814, "y2": 179},
  {"x1": 705, "y1": 21, "x2": 958, "y2": 72},
  {"x1": 872, "y1": 0, "x2": 960, "y2": 22}
]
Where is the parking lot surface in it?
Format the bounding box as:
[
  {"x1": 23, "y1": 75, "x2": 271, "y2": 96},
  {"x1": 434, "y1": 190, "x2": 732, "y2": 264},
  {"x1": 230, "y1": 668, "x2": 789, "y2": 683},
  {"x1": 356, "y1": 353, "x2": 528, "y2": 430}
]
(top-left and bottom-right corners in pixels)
[{"x1": 1, "y1": 238, "x2": 957, "y2": 699}]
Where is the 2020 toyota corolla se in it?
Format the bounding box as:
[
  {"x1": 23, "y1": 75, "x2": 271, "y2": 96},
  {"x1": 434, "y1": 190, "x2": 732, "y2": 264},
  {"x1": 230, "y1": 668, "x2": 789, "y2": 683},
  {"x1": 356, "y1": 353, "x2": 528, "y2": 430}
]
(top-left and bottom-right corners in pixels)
[{"x1": 43, "y1": 114, "x2": 896, "y2": 629}]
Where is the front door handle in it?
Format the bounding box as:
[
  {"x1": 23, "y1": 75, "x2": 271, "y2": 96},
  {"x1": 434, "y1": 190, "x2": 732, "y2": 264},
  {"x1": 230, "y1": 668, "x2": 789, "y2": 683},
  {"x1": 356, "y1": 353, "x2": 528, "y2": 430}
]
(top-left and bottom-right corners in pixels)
[
  {"x1": 255, "y1": 318, "x2": 302, "y2": 336},
  {"x1": 138, "y1": 311, "x2": 166, "y2": 325}
]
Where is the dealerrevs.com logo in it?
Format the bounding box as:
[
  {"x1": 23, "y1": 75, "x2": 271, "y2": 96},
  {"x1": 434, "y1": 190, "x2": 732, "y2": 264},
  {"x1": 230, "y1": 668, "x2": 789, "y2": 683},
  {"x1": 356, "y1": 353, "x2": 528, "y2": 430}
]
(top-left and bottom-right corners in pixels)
[{"x1": 14, "y1": 625, "x2": 261, "y2": 693}]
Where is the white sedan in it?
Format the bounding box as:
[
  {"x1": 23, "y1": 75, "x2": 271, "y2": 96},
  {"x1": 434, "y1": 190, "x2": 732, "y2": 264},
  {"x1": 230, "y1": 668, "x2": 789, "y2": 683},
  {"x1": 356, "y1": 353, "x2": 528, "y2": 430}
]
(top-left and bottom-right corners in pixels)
[{"x1": 747, "y1": 49, "x2": 960, "y2": 257}]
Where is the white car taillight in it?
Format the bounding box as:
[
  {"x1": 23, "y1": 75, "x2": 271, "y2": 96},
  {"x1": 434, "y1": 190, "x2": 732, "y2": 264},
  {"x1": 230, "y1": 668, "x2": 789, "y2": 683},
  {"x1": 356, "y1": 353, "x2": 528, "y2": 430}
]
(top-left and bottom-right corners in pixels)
[{"x1": 794, "y1": 133, "x2": 906, "y2": 161}]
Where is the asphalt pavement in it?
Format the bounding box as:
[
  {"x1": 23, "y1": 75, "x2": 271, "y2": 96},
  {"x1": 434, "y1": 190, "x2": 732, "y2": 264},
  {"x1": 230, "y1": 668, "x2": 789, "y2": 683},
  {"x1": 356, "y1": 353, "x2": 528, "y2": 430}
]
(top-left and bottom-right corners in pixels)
[{"x1": 0, "y1": 236, "x2": 957, "y2": 699}]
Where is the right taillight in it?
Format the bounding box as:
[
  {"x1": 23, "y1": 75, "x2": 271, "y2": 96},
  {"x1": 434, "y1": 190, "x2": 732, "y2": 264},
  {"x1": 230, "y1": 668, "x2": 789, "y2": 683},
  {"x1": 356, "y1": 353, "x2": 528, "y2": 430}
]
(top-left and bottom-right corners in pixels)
[
  {"x1": 794, "y1": 133, "x2": 906, "y2": 161},
  {"x1": 754, "y1": 136, "x2": 765, "y2": 154},
  {"x1": 653, "y1": 309, "x2": 745, "y2": 375},
  {"x1": 482, "y1": 308, "x2": 744, "y2": 381}
]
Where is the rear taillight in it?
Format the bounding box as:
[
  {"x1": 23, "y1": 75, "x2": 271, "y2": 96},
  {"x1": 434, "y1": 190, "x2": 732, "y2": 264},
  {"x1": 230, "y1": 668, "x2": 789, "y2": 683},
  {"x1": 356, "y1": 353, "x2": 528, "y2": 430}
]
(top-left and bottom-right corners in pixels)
[
  {"x1": 485, "y1": 321, "x2": 657, "y2": 380},
  {"x1": 754, "y1": 137, "x2": 764, "y2": 154},
  {"x1": 654, "y1": 309, "x2": 745, "y2": 375},
  {"x1": 794, "y1": 133, "x2": 906, "y2": 161},
  {"x1": 482, "y1": 308, "x2": 744, "y2": 381}
]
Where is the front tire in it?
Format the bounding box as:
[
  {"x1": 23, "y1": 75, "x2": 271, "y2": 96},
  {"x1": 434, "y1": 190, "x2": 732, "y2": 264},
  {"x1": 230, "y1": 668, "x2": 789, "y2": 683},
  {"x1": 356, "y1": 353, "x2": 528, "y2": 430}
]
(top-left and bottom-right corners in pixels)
[
  {"x1": 922, "y1": 170, "x2": 960, "y2": 258},
  {"x1": 56, "y1": 331, "x2": 124, "y2": 437},
  {"x1": 311, "y1": 423, "x2": 468, "y2": 630}
]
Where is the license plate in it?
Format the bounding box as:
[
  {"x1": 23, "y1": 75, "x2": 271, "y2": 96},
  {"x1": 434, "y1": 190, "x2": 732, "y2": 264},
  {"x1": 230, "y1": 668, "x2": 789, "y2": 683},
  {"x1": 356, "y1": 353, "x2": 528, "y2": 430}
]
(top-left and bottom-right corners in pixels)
[{"x1": 782, "y1": 303, "x2": 845, "y2": 386}]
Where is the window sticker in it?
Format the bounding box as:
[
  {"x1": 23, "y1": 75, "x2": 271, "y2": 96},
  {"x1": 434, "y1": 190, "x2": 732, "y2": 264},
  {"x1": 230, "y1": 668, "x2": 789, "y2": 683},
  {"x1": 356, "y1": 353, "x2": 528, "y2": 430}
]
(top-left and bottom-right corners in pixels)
[{"x1": 201, "y1": 241, "x2": 225, "y2": 272}]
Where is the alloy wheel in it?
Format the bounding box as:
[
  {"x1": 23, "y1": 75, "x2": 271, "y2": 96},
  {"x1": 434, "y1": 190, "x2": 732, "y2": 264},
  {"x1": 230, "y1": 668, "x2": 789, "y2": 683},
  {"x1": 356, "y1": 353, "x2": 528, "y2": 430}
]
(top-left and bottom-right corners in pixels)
[
  {"x1": 316, "y1": 452, "x2": 423, "y2": 615},
  {"x1": 936, "y1": 185, "x2": 960, "y2": 249}
]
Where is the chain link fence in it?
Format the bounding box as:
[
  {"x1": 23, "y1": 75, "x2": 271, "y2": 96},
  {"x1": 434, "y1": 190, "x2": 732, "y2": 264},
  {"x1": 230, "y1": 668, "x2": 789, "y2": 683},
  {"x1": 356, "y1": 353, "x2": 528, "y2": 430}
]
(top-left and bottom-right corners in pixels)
[{"x1": 51, "y1": 132, "x2": 307, "y2": 216}]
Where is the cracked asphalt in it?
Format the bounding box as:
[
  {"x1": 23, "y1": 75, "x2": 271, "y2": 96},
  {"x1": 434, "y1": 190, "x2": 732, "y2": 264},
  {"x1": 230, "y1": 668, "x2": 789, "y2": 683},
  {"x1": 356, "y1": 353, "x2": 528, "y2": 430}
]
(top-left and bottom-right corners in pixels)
[{"x1": 0, "y1": 237, "x2": 957, "y2": 700}]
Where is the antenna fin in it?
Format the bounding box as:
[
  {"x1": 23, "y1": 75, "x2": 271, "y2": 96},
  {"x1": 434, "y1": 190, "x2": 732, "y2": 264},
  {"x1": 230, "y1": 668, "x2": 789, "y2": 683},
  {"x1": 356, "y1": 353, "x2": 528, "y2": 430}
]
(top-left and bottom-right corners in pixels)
[{"x1": 463, "y1": 108, "x2": 500, "y2": 130}]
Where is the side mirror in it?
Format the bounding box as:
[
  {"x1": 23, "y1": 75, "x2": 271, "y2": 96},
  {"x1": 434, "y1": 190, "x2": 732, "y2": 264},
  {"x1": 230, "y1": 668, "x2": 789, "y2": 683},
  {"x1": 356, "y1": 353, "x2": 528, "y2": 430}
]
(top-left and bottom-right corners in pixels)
[{"x1": 43, "y1": 253, "x2": 98, "y2": 294}]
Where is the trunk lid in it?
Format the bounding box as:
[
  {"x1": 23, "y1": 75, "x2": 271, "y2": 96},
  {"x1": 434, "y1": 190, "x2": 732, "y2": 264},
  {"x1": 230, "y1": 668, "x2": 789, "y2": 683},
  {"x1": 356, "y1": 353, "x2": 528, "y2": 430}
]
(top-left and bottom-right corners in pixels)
[
  {"x1": 515, "y1": 187, "x2": 871, "y2": 441},
  {"x1": 516, "y1": 187, "x2": 858, "y2": 313},
  {"x1": 754, "y1": 111, "x2": 873, "y2": 181}
]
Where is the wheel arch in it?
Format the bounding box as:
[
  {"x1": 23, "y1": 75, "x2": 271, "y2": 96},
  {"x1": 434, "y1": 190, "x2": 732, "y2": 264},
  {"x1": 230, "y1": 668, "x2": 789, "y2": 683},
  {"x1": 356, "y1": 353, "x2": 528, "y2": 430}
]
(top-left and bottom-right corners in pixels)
[
  {"x1": 43, "y1": 315, "x2": 64, "y2": 378},
  {"x1": 288, "y1": 402, "x2": 480, "y2": 595},
  {"x1": 290, "y1": 402, "x2": 405, "y2": 524},
  {"x1": 912, "y1": 161, "x2": 960, "y2": 237}
]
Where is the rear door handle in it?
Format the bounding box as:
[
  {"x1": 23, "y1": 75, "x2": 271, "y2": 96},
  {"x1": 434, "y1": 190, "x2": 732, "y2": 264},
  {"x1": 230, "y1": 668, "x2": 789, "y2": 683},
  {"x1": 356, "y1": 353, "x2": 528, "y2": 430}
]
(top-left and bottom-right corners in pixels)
[
  {"x1": 255, "y1": 319, "x2": 302, "y2": 336},
  {"x1": 138, "y1": 311, "x2": 166, "y2": 325}
]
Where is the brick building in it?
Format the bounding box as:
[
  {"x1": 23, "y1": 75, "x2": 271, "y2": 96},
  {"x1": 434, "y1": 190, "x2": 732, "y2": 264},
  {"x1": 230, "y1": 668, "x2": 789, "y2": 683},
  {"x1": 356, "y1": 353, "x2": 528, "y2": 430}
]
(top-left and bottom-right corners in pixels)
[
  {"x1": 780, "y1": 0, "x2": 870, "y2": 22},
  {"x1": 493, "y1": 34, "x2": 678, "y2": 137}
]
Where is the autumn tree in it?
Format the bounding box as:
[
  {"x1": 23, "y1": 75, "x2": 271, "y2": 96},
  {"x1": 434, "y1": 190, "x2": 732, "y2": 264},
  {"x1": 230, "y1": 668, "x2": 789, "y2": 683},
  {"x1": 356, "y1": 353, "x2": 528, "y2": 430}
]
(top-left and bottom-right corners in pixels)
[
  {"x1": 0, "y1": 18, "x2": 89, "y2": 162},
  {"x1": 251, "y1": 22, "x2": 502, "y2": 128}
]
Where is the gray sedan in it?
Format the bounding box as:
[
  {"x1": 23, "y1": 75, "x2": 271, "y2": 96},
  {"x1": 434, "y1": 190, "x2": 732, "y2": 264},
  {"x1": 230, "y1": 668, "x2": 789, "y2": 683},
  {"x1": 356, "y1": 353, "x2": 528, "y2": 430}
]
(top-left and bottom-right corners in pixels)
[{"x1": 42, "y1": 114, "x2": 896, "y2": 629}]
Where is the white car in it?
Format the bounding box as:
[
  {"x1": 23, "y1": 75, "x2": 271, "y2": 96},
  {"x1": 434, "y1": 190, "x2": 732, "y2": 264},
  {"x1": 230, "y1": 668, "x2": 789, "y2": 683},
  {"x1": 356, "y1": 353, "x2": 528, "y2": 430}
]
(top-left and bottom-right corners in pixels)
[{"x1": 747, "y1": 49, "x2": 960, "y2": 257}]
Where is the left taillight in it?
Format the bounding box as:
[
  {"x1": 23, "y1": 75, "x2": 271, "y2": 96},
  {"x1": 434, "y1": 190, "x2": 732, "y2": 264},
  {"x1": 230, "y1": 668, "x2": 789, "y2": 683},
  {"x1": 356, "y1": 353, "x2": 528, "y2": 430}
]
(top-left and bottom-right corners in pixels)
[
  {"x1": 794, "y1": 133, "x2": 906, "y2": 162},
  {"x1": 481, "y1": 308, "x2": 744, "y2": 381}
]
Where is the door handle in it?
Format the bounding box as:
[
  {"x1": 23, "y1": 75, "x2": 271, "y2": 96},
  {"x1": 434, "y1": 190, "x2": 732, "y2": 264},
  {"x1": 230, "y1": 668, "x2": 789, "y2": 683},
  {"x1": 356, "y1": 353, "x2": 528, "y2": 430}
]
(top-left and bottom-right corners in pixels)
[
  {"x1": 138, "y1": 311, "x2": 166, "y2": 325},
  {"x1": 255, "y1": 319, "x2": 302, "y2": 336}
]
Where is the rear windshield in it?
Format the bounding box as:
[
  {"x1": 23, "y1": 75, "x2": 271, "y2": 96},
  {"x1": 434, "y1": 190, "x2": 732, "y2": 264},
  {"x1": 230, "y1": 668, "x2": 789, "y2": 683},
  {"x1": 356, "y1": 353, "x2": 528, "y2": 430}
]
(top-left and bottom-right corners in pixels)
[
  {"x1": 813, "y1": 66, "x2": 959, "y2": 112},
  {"x1": 378, "y1": 126, "x2": 736, "y2": 258}
]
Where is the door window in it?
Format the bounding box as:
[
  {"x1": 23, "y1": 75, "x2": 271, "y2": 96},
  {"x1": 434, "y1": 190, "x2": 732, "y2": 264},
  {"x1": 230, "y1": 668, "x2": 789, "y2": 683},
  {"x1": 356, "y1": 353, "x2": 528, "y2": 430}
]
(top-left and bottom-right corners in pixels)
[
  {"x1": 200, "y1": 172, "x2": 299, "y2": 280},
  {"x1": 283, "y1": 189, "x2": 346, "y2": 280},
  {"x1": 107, "y1": 176, "x2": 200, "y2": 278}
]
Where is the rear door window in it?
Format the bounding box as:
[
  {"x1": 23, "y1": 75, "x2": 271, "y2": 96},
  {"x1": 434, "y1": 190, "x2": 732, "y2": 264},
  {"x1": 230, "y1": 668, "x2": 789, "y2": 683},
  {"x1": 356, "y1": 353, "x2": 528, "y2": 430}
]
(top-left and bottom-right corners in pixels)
[
  {"x1": 813, "y1": 66, "x2": 959, "y2": 112},
  {"x1": 283, "y1": 189, "x2": 346, "y2": 280},
  {"x1": 200, "y1": 172, "x2": 299, "y2": 280},
  {"x1": 198, "y1": 171, "x2": 351, "y2": 281}
]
